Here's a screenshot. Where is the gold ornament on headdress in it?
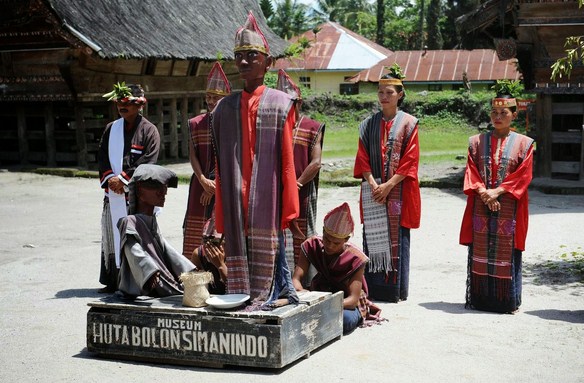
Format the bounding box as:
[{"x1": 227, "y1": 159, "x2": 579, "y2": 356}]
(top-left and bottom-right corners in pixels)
[
  {"x1": 492, "y1": 98, "x2": 517, "y2": 108},
  {"x1": 234, "y1": 11, "x2": 270, "y2": 55}
]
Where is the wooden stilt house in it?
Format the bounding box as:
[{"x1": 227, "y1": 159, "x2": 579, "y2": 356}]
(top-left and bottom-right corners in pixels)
[
  {"x1": 0, "y1": 0, "x2": 287, "y2": 168},
  {"x1": 457, "y1": 0, "x2": 584, "y2": 180}
]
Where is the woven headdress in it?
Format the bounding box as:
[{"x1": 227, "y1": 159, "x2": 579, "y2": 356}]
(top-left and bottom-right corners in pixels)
[
  {"x1": 102, "y1": 82, "x2": 147, "y2": 105},
  {"x1": 234, "y1": 11, "x2": 269, "y2": 55},
  {"x1": 276, "y1": 69, "x2": 301, "y2": 99},
  {"x1": 206, "y1": 62, "x2": 231, "y2": 96},
  {"x1": 379, "y1": 63, "x2": 405, "y2": 87},
  {"x1": 491, "y1": 79, "x2": 521, "y2": 108},
  {"x1": 323, "y1": 202, "x2": 354, "y2": 239}
]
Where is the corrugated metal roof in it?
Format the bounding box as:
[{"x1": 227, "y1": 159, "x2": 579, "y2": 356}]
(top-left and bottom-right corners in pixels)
[
  {"x1": 274, "y1": 22, "x2": 393, "y2": 71},
  {"x1": 349, "y1": 49, "x2": 520, "y2": 83}
]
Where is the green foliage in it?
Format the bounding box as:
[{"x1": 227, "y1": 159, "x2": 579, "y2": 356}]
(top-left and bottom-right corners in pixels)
[
  {"x1": 536, "y1": 245, "x2": 584, "y2": 283},
  {"x1": 386, "y1": 62, "x2": 406, "y2": 79},
  {"x1": 264, "y1": 71, "x2": 278, "y2": 89},
  {"x1": 491, "y1": 79, "x2": 524, "y2": 97},
  {"x1": 551, "y1": 36, "x2": 584, "y2": 81},
  {"x1": 102, "y1": 82, "x2": 132, "y2": 101},
  {"x1": 426, "y1": 0, "x2": 443, "y2": 49}
]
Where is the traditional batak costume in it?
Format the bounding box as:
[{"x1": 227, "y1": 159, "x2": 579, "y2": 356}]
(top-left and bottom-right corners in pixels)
[
  {"x1": 460, "y1": 95, "x2": 534, "y2": 313},
  {"x1": 353, "y1": 74, "x2": 421, "y2": 303},
  {"x1": 182, "y1": 62, "x2": 231, "y2": 258},
  {"x1": 276, "y1": 69, "x2": 325, "y2": 282},
  {"x1": 118, "y1": 164, "x2": 195, "y2": 298},
  {"x1": 211, "y1": 12, "x2": 299, "y2": 308},
  {"x1": 300, "y1": 203, "x2": 383, "y2": 334},
  {"x1": 97, "y1": 83, "x2": 160, "y2": 292}
]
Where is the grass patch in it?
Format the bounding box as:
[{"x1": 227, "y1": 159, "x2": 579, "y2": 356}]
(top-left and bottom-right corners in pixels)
[
  {"x1": 529, "y1": 245, "x2": 584, "y2": 284},
  {"x1": 319, "y1": 112, "x2": 473, "y2": 163}
]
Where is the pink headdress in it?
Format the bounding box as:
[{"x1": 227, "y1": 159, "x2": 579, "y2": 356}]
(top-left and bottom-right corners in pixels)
[
  {"x1": 206, "y1": 62, "x2": 231, "y2": 96},
  {"x1": 276, "y1": 69, "x2": 301, "y2": 100},
  {"x1": 234, "y1": 11, "x2": 270, "y2": 55},
  {"x1": 323, "y1": 202, "x2": 355, "y2": 239}
]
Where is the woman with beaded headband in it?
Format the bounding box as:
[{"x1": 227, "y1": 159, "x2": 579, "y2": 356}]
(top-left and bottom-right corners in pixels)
[
  {"x1": 353, "y1": 63, "x2": 421, "y2": 303},
  {"x1": 460, "y1": 79, "x2": 534, "y2": 313},
  {"x1": 182, "y1": 62, "x2": 231, "y2": 260}
]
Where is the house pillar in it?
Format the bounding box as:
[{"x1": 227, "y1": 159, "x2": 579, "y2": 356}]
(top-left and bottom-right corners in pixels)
[
  {"x1": 156, "y1": 98, "x2": 165, "y2": 160},
  {"x1": 75, "y1": 103, "x2": 88, "y2": 168},
  {"x1": 536, "y1": 93, "x2": 552, "y2": 178},
  {"x1": 169, "y1": 97, "x2": 178, "y2": 159},
  {"x1": 16, "y1": 106, "x2": 28, "y2": 165},
  {"x1": 181, "y1": 96, "x2": 189, "y2": 158},
  {"x1": 44, "y1": 103, "x2": 56, "y2": 166}
]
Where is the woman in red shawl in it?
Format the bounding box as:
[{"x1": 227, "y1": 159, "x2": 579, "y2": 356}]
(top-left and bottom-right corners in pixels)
[
  {"x1": 353, "y1": 64, "x2": 421, "y2": 303},
  {"x1": 460, "y1": 80, "x2": 534, "y2": 313}
]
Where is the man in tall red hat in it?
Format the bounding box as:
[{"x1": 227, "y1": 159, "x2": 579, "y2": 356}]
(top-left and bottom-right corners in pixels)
[
  {"x1": 97, "y1": 82, "x2": 160, "y2": 293},
  {"x1": 182, "y1": 62, "x2": 231, "y2": 259},
  {"x1": 292, "y1": 202, "x2": 383, "y2": 334},
  {"x1": 211, "y1": 11, "x2": 302, "y2": 308},
  {"x1": 277, "y1": 69, "x2": 325, "y2": 285}
]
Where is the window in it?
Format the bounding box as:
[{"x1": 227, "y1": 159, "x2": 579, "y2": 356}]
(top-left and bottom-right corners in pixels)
[
  {"x1": 299, "y1": 76, "x2": 311, "y2": 89},
  {"x1": 428, "y1": 84, "x2": 443, "y2": 91},
  {"x1": 340, "y1": 83, "x2": 358, "y2": 95}
]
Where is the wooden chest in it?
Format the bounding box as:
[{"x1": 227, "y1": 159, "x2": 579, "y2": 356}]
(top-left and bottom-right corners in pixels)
[{"x1": 86, "y1": 291, "x2": 343, "y2": 368}]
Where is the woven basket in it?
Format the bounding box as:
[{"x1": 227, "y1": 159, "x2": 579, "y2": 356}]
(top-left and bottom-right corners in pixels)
[{"x1": 180, "y1": 271, "x2": 214, "y2": 308}]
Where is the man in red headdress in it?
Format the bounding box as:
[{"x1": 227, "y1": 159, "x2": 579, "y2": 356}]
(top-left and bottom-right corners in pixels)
[
  {"x1": 182, "y1": 62, "x2": 231, "y2": 259},
  {"x1": 211, "y1": 12, "x2": 301, "y2": 308},
  {"x1": 292, "y1": 203, "x2": 383, "y2": 334},
  {"x1": 276, "y1": 69, "x2": 325, "y2": 285},
  {"x1": 97, "y1": 83, "x2": 160, "y2": 293}
]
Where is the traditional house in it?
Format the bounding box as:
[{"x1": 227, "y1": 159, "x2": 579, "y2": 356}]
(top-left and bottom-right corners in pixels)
[
  {"x1": 273, "y1": 21, "x2": 393, "y2": 95},
  {"x1": 457, "y1": 0, "x2": 584, "y2": 180},
  {"x1": 0, "y1": 0, "x2": 287, "y2": 168},
  {"x1": 348, "y1": 49, "x2": 520, "y2": 93}
]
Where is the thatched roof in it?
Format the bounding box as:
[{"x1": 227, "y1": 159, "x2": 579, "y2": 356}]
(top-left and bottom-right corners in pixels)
[{"x1": 47, "y1": 0, "x2": 288, "y2": 59}]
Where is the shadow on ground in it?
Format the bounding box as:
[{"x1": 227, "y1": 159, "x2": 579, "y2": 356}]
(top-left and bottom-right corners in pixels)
[{"x1": 523, "y1": 309, "x2": 584, "y2": 324}]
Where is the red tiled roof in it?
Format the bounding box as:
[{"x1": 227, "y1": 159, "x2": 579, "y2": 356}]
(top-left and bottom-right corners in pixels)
[
  {"x1": 349, "y1": 49, "x2": 520, "y2": 83},
  {"x1": 273, "y1": 22, "x2": 393, "y2": 71}
]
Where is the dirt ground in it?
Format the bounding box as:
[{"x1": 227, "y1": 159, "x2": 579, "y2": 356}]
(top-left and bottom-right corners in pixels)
[{"x1": 0, "y1": 169, "x2": 583, "y2": 383}]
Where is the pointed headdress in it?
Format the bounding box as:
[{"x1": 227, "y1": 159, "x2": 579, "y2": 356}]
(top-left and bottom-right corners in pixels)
[
  {"x1": 323, "y1": 202, "x2": 355, "y2": 239},
  {"x1": 234, "y1": 11, "x2": 269, "y2": 55},
  {"x1": 276, "y1": 69, "x2": 301, "y2": 100},
  {"x1": 206, "y1": 62, "x2": 231, "y2": 96}
]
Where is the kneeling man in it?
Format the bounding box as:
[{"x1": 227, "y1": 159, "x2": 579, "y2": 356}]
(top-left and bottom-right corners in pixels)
[{"x1": 118, "y1": 164, "x2": 195, "y2": 297}]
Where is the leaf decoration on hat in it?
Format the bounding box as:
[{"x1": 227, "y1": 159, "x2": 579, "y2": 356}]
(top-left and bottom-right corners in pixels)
[
  {"x1": 491, "y1": 79, "x2": 523, "y2": 98},
  {"x1": 102, "y1": 82, "x2": 133, "y2": 101},
  {"x1": 386, "y1": 63, "x2": 406, "y2": 80}
]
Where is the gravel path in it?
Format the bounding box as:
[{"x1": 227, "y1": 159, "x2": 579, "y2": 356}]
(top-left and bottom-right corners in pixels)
[{"x1": 0, "y1": 171, "x2": 582, "y2": 382}]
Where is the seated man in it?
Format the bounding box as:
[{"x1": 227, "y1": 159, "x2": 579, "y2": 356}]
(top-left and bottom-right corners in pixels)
[
  {"x1": 118, "y1": 164, "x2": 196, "y2": 298},
  {"x1": 292, "y1": 203, "x2": 382, "y2": 334},
  {"x1": 190, "y1": 217, "x2": 227, "y2": 295}
]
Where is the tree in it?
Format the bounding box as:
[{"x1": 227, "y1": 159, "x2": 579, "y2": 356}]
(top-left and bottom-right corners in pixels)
[
  {"x1": 443, "y1": 0, "x2": 480, "y2": 49},
  {"x1": 382, "y1": 0, "x2": 423, "y2": 50},
  {"x1": 550, "y1": 0, "x2": 584, "y2": 80},
  {"x1": 269, "y1": 0, "x2": 309, "y2": 39},
  {"x1": 376, "y1": 0, "x2": 385, "y2": 45},
  {"x1": 426, "y1": 0, "x2": 443, "y2": 49},
  {"x1": 260, "y1": 0, "x2": 274, "y2": 21}
]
